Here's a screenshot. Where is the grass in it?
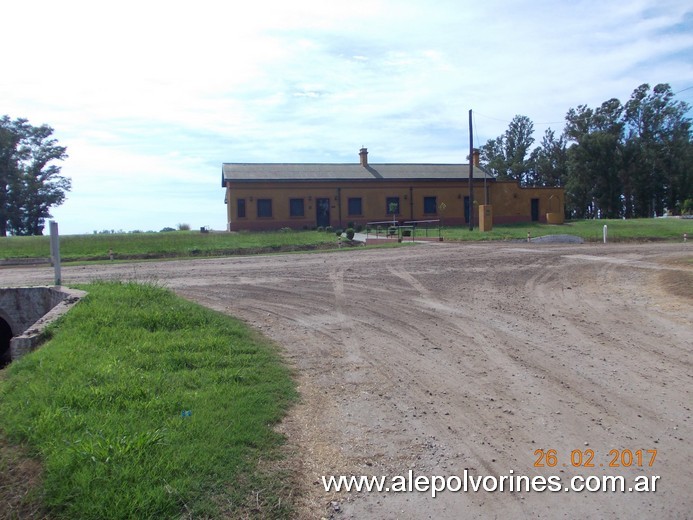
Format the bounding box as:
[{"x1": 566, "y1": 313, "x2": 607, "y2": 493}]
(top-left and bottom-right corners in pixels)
[
  {"x1": 443, "y1": 218, "x2": 692, "y2": 242},
  {"x1": 1, "y1": 219, "x2": 690, "y2": 263},
  {"x1": 0, "y1": 282, "x2": 297, "y2": 519},
  {"x1": 0, "y1": 229, "x2": 339, "y2": 261}
]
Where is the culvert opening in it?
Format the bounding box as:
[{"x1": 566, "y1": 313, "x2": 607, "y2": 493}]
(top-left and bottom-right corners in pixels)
[{"x1": 0, "y1": 317, "x2": 12, "y2": 369}]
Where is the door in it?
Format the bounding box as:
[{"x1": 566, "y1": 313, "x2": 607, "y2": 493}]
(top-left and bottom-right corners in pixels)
[
  {"x1": 531, "y1": 198, "x2": 540, "y2": 221},
  {"x1": 316, "y1": 198, "x2": 330, "y2": 228}
]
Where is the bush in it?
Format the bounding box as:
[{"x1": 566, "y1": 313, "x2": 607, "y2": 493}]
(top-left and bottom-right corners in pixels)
[
  {"x1": 178, "y1": 223, "x2": 191, "y2": 231},
  {"x1": 402, "y1": 229, "x2": 411, "y2": 237},
  {"x1": 160, "y1": 227, "x2": 176, "y2": 233},
  {"x1": 325, "y1": 226, "x2": 333, "y2": 232},
  {"x1": 317, "y1": 226, "x2": 324, "y2": 232},
  {"x1": 683, "y1": 199, "x2": 693, "y2": 215},
  {"x1": 346, "y1": 228, "x2": 355, "y2": 240},
  {"x1": 355, "y1": 224, "x2": 364, "y2": 232},
  {"x1": 335, "y1": 229, "x2": 343, "y2": 237},
  {"x1": 347, "y1": 221, "x2": 355, "y2": 229}
]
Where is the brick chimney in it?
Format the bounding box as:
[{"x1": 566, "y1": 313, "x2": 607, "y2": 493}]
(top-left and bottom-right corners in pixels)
[
  {"x1": 359, "y1": 147, "x2": 368, "y2": 167},
  {"x1": 472, "y1": 148, "x2": 480, "y2": 167}
]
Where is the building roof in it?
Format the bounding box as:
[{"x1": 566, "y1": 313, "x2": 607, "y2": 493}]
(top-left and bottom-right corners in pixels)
[{"x1": 221, "y1": 163, "x2": 492, "y2": 186}]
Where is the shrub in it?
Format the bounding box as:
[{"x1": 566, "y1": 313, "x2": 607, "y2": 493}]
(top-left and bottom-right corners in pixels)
[
  {"x1": 402, "y1": 229, "x2": 411, "y2": 237},
  {"x1": 355, "y1": 224, "x2": 364, "y2": 232},
  {"x1": 325, "y1": 226, "x2": 333, "y2": 232},
  {"x1": 346, "y1": 228, "x2": 355, "y2": 240},
  {"x1": 683, "y1": 199, "x2": 693, "y2": 215},
  {"x1": 317, "y1": 226, "x2": 324, "y2": 232},
  {"x1": 178, "y1": 223, "x2": 191, "y2": 231},
  {"x1": 335, "y1": 229, "x2": 343, "y2": 237},
  {"x1": 347, "y1": 221, "x2": 355, "y2": 229}
]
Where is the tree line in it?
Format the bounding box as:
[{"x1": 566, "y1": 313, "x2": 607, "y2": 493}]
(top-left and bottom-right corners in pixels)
[
  {"x1": 480, "y1": 83, "x2": 692, "y2": 218},
  {"x1": 0, "y1": 116, "x2": 70, "y2": 236}
]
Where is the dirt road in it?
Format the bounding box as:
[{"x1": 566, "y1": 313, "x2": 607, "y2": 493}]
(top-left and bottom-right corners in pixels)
[{"x1": 2, "y1": 242, "x2": 691, "y2": 519}]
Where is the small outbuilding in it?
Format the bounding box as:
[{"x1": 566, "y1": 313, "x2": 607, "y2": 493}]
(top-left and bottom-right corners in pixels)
[{"x1": 221, "y1": 148, "x2": 564, "y2": 231}]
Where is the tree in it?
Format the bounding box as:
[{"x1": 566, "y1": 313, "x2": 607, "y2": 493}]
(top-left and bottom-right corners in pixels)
[
  {"x1": 0, "y1": 116, "x2": 69, "y2": 236},
  {"x1": 623, "y1": 83, "x2": 692, "y2": 216},
  {"x1": 528, "y1": 128, "x2": 568, "y2": 188},
  {"x1": 564, "y1": 99, "x2": 625, "y2": 219},
  {"x1": 480, "y1": 115, "x2": 535, "y2": 184}
]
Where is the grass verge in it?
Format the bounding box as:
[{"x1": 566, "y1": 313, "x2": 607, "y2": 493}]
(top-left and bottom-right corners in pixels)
[
  {"x1": 443, "y1": 218, "x2": 692, "y2": 242},
  {"x1": 1, "y1": 219, "x2": 690, "y2": 263},
  {"x1": 0, "y1": 281, "x2": 297, "y2": 519},
  {"x1": 0, "y1": 230, "x2": 339, "y2": 262}
]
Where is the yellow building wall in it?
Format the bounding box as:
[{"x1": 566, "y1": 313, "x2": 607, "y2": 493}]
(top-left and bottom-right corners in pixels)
[{"x1": 225, "y1": 180, "x2": 564, "y2": 230}]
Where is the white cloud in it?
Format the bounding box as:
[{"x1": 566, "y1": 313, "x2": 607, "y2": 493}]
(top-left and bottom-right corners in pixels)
[{"x1": 2, "y1": 0, "x2": 691, "y2": 233}]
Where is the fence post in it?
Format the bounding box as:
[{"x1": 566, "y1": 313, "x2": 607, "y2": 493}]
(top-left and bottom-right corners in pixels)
[{"x1": 49, "y1": 220, "x2": 61, "y2": 286}]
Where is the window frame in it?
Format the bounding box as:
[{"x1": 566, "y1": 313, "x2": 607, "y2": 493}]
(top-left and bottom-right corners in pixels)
[
  {"x1": 347, "y1": 197, "x2": 363, "y2": 216},
  {"x1": 423, "y1": 196, "x2": 437, "y2": 215},
  {"x1": 256, "y1": 198, "x2": 273, "y2": 218},
  {"x1": 237, "y1": 198, "x2": 246, "y2": 219},
  {"x1": 289, "y1": 198, "x2": 305, "y2": 217},
  {"x1": 386, "y1": 196, "x2": 400, "y2": 215}
]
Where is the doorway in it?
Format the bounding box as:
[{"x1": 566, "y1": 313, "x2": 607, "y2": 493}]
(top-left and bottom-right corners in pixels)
[
  {"x1": 531, "y1": 198, "x2": 540, "y2": 222},
  {"x1": 316, "y1": 198, "x2": 330, "y2": 228}
]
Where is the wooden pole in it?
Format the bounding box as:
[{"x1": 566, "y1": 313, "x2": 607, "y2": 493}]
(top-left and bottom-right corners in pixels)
[{"x1": 469, "y1": 109, "x2": 474, "y2": 231}]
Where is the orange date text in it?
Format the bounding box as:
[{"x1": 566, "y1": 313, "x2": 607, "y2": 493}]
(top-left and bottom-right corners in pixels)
[{"x1": 533, "y1": 449, "x2": 657, "y2": 468}]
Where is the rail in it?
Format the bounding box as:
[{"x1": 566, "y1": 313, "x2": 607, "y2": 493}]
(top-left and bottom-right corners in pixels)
[{"x1": 365, "y1": 219, "x2": 442, "y2": 242}]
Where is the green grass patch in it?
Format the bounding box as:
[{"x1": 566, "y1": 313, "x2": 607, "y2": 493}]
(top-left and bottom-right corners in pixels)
[
  {"x1": 443, "y1": 218, "x2": 692, "y2": 242},
  {"x1": 1, "y1": 219, "x2": 690, "y2": 263},
  {"x1": 0, "y1": 282, "x2": 297, "y2": 519},
  {"x1": 0, "y1": 229, "x2": 338, "y2": 261}
]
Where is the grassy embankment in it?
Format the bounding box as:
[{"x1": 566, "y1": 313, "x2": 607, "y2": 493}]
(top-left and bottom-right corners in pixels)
[
  {"x1": 0, "y1": 282, "x2": 297, "y2": 519},
  {"x1": 0, "y1": 229, "x2": 340, "y2": 262},
  {"x1": 0, "y1": 219, "x2": 690, "y2": 262},
  {"x1": 443, "y1": 218, "x2": 692, "y2": 242}
]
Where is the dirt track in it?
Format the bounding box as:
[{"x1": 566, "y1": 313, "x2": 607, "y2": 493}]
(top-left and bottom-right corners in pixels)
[{"x1": 2, "y1": 242, "x2": 691, "y2": 519}]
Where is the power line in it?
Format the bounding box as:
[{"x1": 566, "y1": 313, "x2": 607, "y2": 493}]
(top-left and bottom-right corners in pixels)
[{"x1": 474, "y1": 111, "x2": 564, "y2": 126}]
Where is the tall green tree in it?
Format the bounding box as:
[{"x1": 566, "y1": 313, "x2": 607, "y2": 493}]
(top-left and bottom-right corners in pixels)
[
  {"x1": 0, "y1": 116, "x2": 69, "y2": 236},
  {"x1": 564, "y1": 99, "x2": 625, "y2": 218},
  {"x1": 528, "y1": 128, "x2": 568, "y2": 188},
  {"x1": 480, "y1": 115, "x2": 535, "y2": 184},
  {"x1": 623, "y1": 83, "x2": 692, "y2": 216}
]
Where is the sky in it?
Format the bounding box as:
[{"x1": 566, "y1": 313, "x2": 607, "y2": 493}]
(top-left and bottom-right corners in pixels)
[{"x1": 2, "y1": 0, "x2": 692, "y2": 235}]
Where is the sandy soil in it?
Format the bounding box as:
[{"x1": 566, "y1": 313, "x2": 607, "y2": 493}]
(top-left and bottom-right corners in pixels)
[{"x1": 2, "y1": 242, "x2": 691, "y2": 519}]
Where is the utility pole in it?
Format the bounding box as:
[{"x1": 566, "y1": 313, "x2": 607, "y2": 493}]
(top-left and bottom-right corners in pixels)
[{"x1": 468, "y1": 109, "x2": 474, "y2": 231}]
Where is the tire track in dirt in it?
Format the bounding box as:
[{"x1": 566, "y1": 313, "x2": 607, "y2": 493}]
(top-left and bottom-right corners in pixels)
[{"x1": 2, "y1": 243, "x2": 691, "y2": 519}]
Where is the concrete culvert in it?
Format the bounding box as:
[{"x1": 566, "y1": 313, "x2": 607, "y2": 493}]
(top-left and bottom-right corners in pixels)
[{"x1": 0, "y1": 317, "x2": 12, "y2": 369}]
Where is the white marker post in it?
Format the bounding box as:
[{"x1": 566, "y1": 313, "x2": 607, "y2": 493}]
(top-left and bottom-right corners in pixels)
[
  {"x1": 603, "y1": 225, "x2": 608, "y2": 244},
  {"x1": 49, "y1": 220, "x2": 61, "y2": 286}
]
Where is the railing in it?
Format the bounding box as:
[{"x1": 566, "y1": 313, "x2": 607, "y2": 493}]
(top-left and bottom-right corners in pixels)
[
  {"x1": 365, "y1": 219, "x2": 442, "y2": 241},
  {"x1": 403, "y1": 219, "x2": 442, "y2": 240}
]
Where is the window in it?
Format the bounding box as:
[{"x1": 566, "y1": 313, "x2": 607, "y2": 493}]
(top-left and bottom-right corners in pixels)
[
  {"x1": 386, "y1": 197, "x2": 400, "y2": 215},
  {"x1": 237, "y1": 198, "x2": 246, "y2": 218},
  {"x1": 348, "y1": 197, "x2": 362, "y2": 216},
  {"x1": 423, "y1": 196, "x2": 437, "y2": 215},
  {"x1": 257, "y1": 199, "x2": 272, "y2": 218},
  {"x1": 289, "y1": 198, "x2": 305, "y2": 217}
]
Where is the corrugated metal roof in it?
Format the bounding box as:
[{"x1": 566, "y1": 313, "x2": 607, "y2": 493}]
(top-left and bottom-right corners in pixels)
[{"x1": 221, "y1": 163, "x2": 493, "y2": 185}]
